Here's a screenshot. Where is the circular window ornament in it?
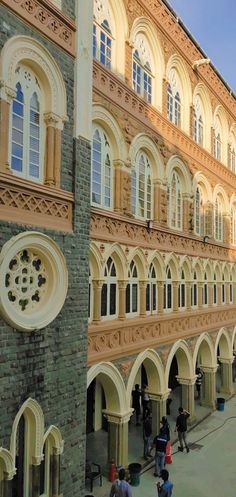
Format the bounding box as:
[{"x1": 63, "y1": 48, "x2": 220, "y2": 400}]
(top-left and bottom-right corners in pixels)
[{"x1": 0, "y1": 232, "x2": 68, "y2": 331}]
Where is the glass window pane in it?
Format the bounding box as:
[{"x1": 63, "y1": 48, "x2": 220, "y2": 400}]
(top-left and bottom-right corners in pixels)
[
  {"x1": 101, "y1": 284, "x2": 107, "y2": 316},
  {"x1": 110, "y1": 284, "x2": 116, "y2": 315},
  {"x1": 132, "y1": 284, "x2": 138, "y2": 312},
  {"x1": 126, "y1": 285, "x2": 130, "y2": 313}
]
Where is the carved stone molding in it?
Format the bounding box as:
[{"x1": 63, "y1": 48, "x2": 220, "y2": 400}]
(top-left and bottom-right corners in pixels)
[
  {"x1": 88, "y1": 306, "x2": 236, "y2": 365},
  {"x1": 93, "y1": 62, "x2": 236, "y2": 191},
  {"x1": 0, "y1": 173, "x2": 73, "y2": 231},
  {"x1": 2, "y1": 0, "x2": 75, "y2": 56},
  {"x1": 90, "y1": 210, "x2": 236, "y2": 262}
]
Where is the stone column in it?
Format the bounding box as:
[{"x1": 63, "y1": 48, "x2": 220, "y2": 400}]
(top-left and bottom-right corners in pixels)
[
  {"x1": 217, "y1": 284, "x2": 222, "y2": 306},
  {"x1": 182, "y1": 194, "x2": 193, "y2": 233},
  {"x1": 208, "y1": 283, "x2": 213, "y2": 307},
  {"x1": 218, "y1": 358, "x2": 234, "y2": 396},
  {"x1": 51, "y1": 450, "x2": 60, "y2": 497},
  {"x1": 44, "y1": 112, "x2": 63, "y2": 187},
  {"x1": 114, "y1": 160, "x2": 123, "y2": 213},
  {"x1": 176, "y1": 377, "x2": 196, "y2": 423},
  {"x1": 153, "y1": 180, "x2": 162, "y2": 223},
  {"x1": 198, "y1": 283, "x2": 203, "y2": 308},
  {"x1": 139, "y1": 280, "x2": 147, "y2": 317},
  {"x1": 172, "y1": 281, "x2": 179, "y2": 312},
  {"x1": 92, "y1": 280, "x2": 104, "y2": 322},
  {"x1": 104, "y1": 410, "x2": 132, "y2": 467},
  {"x1": 186, "y1": 282, "x2": 191, "y2": 310},
  {"x1": 149, "y1": 392, "x2": 170, "y2": 436},
  {"x1": 3, "y1": 477, "x2": 12, "y2": 497},
  {"x1": 54, "y1": 127, "x2": 62, "y2": 188},
  {"x1": 223, "y1": 214, "x2": 231, "y2": 245},
  {"x1": 0, "y1": 85, "x2": 15, "y2": 172},
  {"x1": 201, "y1": 365, "x2": 218, "y2": 408},
  {"x1": 225, "y1": 283, "x2": 230, "y2": 305},
  {"x1": 205, "y1": 201, "x2": 214, "y2": 238},
  {"x1": 157, "y1": 282, "x2": 164, "y2": 314},
  {"x1": 162, "y1": 78, "x2": 168, "y2": 117},
  {"x1": 118, "y1": 280, "x2": 128, "y2": 320},
  {"x1": 159, "y1": 185, "x2": 168, "y2": 227},
  {"x1": 32, "y1": 460, "x2": 41, "y2": 497}
]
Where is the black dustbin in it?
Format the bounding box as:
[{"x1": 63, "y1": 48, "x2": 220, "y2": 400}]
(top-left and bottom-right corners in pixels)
[
  {"x1": 128, "y1": 463, "x2": 142, "y2": 486},
  {"x1": 217, "y1": 397, "x2": 225, "y2": 411}
]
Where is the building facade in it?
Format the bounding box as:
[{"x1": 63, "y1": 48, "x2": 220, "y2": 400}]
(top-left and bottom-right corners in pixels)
[
  {"x1": 0, "y1": 0, "x2": 93, "y2": 495},
  {"x1": 88, "y1": 0, "x2": 236, "y2": 469}
]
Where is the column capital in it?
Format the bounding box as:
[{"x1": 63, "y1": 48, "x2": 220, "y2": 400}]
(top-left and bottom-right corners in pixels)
[
  {"x1": 113, "y1": 159, "x2": 126, "y2": 169},
  {"x1": 201, "y1": 365, "x2": 218, "y2": 374},
  {"x1": 103, "y1": 409, "x2": 133, "y2": 425},
  {"x1": 92, "y1": 279, "x2": 105, "y2": 290},
  {"x1": 0, "y1": 81, "x2": 16, "y2": 102},
  {"x1": 32, "y1": 455, "x2": 44, "y2": 465},
  {"x1": 218, "y1": 357, "x2": 234, "y2": 365},
  {"x1": 139, "y1": 279, "x2": 148, "y2": 288},
  {"x1": 118, "y1": 279, "x2": 128, "y2": 290},
  {"x1": 176, "y1": 376, "x2": 196, "y2": 386},
  {"x1": 149, "y1": 390, "x2": 170, "y2": 402}
]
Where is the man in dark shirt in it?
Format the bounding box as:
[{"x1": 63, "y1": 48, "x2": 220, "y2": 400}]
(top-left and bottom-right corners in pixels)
[
  {"x1": 175, "y1": 406, "x2": 190, "y2": 453},
  {"x1": 151, "y1": 423, "x2": 168, "y2": 476}
]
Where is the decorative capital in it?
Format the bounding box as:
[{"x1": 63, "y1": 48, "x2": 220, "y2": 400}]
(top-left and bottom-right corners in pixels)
[
  {"x1": 0, "y1": 81, "x2": 16, "y2": 102},
  {"x1": 103, "y1": 409, "x2": 133, "y2": 425}
]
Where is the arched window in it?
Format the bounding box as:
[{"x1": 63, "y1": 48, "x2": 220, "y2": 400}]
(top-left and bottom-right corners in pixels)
[
  {"x1": 213, "y1": 118, "x2": 222, "y2": 161},
  {"x1": 131, "y1": 152, "x2": 152, "y2": 219},
  {"x1": 12, "y1": 416, "x2": 27, "y2": 497},
  {"x1": 193, "y1": 96, "x2": 204, "y2": 146},
  {"x1": 164, "y1": 266, "x2": 172, "y2": 311},
  {"x1": 169, "y1": 170, "x2": 182, "y2": 229},
  {"x1": 126, "y1": 260, "x2": 138, "y2": 315},
  {"x1": 167, "y1": 70, "x2": 181, "y2": 126},
  {"x1": 231, "y1": 204, "x2": 236, "y2": 245},
  {"x1": 146, "y1": 263, "x2": 157, "y2": 314},
  {"x1": 214, "y1": 196, "x2": 223, "y2": 242},
  {"x1": 203, "y1": 272, "x2": 208, "y2": 305},
  {"x1": 195, "y1": 186, "x2": 205, "y2": 236},
  {"x1": 93, "y1": 0, "x2": 113, "y2": 69},
  {"x1": 10, "y1": 65, "x2": 43, "y2": 182},
  {"x1": 191, "y1": 271, "x2": 197, "y2": 307},
  {"x1": 132, "y1": 35, "x2": 153, "y2": 103},
  {"x1": 222, "y1": 273, "x2": 225, "y2": 304},
  {"x1": 230, "y1": 274, "x2": 233, "y2": 303},
  {"x1": 91, "y1": 126, "x2": 112, "y2": 208},
  {"x1": 178, "y1": 269, "x2": 186, "y2": 309},
  {"x1": 213, "y1": 273, "x2": 217, "y2": 305},
  {"x1": 101, "y1": 257, "x2": 117, "y2": 318}
]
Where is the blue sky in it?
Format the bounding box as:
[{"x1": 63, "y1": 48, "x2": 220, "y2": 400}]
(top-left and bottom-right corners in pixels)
[{"x1": 167, "y1": 0, "x2": 236, "y2": 93}]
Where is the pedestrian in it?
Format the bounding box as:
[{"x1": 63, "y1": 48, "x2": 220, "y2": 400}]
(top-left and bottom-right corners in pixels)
[
  {"x1": 151, "y1": 422, "x2": 168, "y2": 477},
  {"x1": 142, "y1": 384, "x2": 150, "y2": 417},
  {"x1": 132, "y1": 384, "x2": 141, "y2": 425},
  {"x1": 195, "y1": 368, "x2": 203, "y2": 400},
  {"x1": 143, "y1": 409, "x2": 152, "y2": 460},
  {"x1": 156, "y1": 469, "x2": 173, "y2": 497},
  {"x1": 166, "y1": 398, "x2": 172, "y2": 415},
  {"x1": 109, "y1": 467, "x2": 132, "y2": 497},
  {"x1": 161, "y1": 416, "x2": 170, "y2": 442},
  {"x1": 175, "y1": 407, "x2": 190, "y2": 453}
]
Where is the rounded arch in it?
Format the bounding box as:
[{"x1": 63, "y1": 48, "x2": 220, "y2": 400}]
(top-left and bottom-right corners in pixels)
[
  {"x1": 193, "y1": 172, "x2": 213, "y2": 203},
  {"x1": 193, "y1": 83, "x2": 213, "y2": 151},
  {"x1": 90, "y1": 242, "x2": 103, "y2": 279},
  {"x1": 166, "y1": 156, "x2": 192, "y2": 194},
  {"x1": 87, "y1": 362, "x2": 127, "y2": 413},
  {"x1": 127, "y1": 247, "x2": 147, "y2": 280},
  {"x1": 215, "y1": 328, "x2": 232, "y2": 359},
  {"x1": 107, "y1": 0, "x2": 128, "y2": 76},
  {"x1": 193, "y1": 333, "x2": 216, "y2": 369},
  {"x1": 10, "y1": 398, "x2": 44, "y2": 465},
  {"x1": 0, "y1": 448, "x2": 15, "y2": 480},
  {"x1": 0, "y1": 35, "x2": 67, "y2": 120},
  {"x1": 126, "y1": 349, "x2": 167, "y2": 404},
  {"x1": 147, "y1": 251, "x2": 165, "y2": 281},
  {"x1": 213, "y1": 106, "x2": 229, "y2": 165},
  {"x1": 129, "y1": 17, "x2": 165, "y2": 111},
  {"x1": 92, "y1": 104, "x2": 127, "y2": 162},
  {"x1": 166, "y1": 54, "x2": 192, "y2": 134},
  {"x1": 129, "y1": 133, "x2": 165, "y2": 182},
  {"x1": 165, "y1": 340, "x2": 194, "y2": 383},
  {"x1": 43, "y1": 425, "x2": 64, "y2": 455},
  {"x1": 102, "y1": 243, "x2": 126, "y2": 279}
]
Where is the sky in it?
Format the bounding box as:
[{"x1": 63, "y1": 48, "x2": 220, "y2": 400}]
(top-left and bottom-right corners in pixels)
[{"x1": 166, "y1": 0, "x2": 236, "y2": 94}]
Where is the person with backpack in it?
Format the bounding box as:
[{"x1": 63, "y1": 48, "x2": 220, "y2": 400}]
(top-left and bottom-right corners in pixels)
[
  {"x1": 109, "y1": 468, "x2": 132, "y2": 497},
  {"x1": 175, "y1": 407, "x2": 190, "y2": 453},
  {"x1": 156, "y1": 469, "x2": 173, "y2": 497}
]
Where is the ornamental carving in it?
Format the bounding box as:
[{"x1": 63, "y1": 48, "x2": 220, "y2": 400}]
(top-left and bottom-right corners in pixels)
[{"x1": 2, "y1": 0, "x2": 75, "y2": 56}]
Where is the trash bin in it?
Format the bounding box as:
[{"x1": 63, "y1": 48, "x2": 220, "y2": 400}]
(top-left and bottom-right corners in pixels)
[
  {"x1": 217, "y1": 397, "x2": 225, "y2": 411},
  {"x1": 128, "y1": 463, "x2": 142, "y2": 486}
]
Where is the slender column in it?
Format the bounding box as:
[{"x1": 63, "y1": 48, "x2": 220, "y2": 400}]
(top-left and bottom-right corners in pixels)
[
  {"x1": 44, "y1": 113, "x2": 61, "y2": 186},
  {"x1": 208, "y1": 283, "x2": 213, "y2": 307},
  {"x1": 139, "y1": 280, "x2": 147, "y2": 317},
  {"x1": 177, "y1": 377, "x2": 196, "y2": 423},
  {"x1": 162, "y1": 78, "x2": 168, "y2": 117},
  {"x1": 225, "y1": 283, "x2": 230, "y2": 305},
  {"x1": 51, "y1": 450, "x2": 60, "y2": 497},
  {"x1": 92, "y1": 280, "x2": 104, "y2": 322},
  {"x1": 32, "y1": 463, "x2": 40, "y2": 497},
  {"x1": 114, "y1": 160, "x2": 122, "y2": 212},
  {"x1": 172, "y1": 281, "x2": 179, "y2": 312},
  {"x1": 223, "y1": 214, "x2": 231, "y2": 245},
  {"x1": 118, "y1": 280, "x2": 128, "y2": 319},
  {"x1": 198, "y1": 283, "x2": 203, "y2": 308},
  {"x1": 0, "y1": 97, "x2": 11, "y2": 172},
  {"x1": 182, "y1": 194, "x2": 193, "y2": 233},
  {"x1": 3, "y1": 477, "x2": 12, "y2": 497},
  {"x1": 217, "y1": 284, "x2": 222, "y2": 306},
  {"x1": 157, "y1": 282, "x2": 164, "y2": 314},
  {"x1": 153, "y1": 180, "x2": 162, "y2": 223},
  {"x1": 149, "y1": 391, "x2": 170, "y2": 436},
  {"x1": 104, "y1": 410, "x2": 132, "y2": 467},
  {"x1": 218, "y1": 357, "x2": 234, "y2": 396},
  {"x1": 54, "y1": 128, "x2": 62, "y2": 187},
  {"x1": 201, "y1": 365, "x2": 218, "y2": 408},
  {"x1": 186, "y1": 282, "x2": 191, "y2": 310}
]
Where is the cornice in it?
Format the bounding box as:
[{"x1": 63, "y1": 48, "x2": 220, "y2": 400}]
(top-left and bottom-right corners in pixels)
[
  {"x1": 93, "y1": 61, "x2": 236, "y2": 192},
  {"x1": 1, "y1": 0, "x2": 76, "y2": 56},
  {"x1": 88, "y1": 306, "x2": 236, "y2": 365}
]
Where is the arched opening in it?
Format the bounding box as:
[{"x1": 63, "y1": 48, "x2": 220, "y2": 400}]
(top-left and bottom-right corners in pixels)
[{"x1": 216, "y1": 330, "x2": 233, "y2": 397}]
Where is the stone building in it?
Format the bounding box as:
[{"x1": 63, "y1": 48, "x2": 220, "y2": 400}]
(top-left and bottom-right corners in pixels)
[
  {"x1": 87, "y1": 0, "x2": 236, "y2": 471},
  {"x1": 0, "y1": 0, "x2": 92, "y2": 495}
]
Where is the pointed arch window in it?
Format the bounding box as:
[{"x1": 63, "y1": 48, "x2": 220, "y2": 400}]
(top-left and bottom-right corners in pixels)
[
  {"x1": 169, "y1": 170, "x2": 182, "y2": 230},
  {"x1": 164, "y1": 266, "x2": 172, "y2": 311},
  {"x1": 193, "y1": 110, "x2": 203, "y2": 146},
  {"x1": 93, "y1": 16, "x2": 112, "y2": 69},
  {"x1": 92, "y1": 126, "x2": 112, "y2": 208},
  {"x1": 214, "y1": 197, "x2": 223, "y2": 242},
  {"x1": 195, "y1": 186, "x2": 205, "y2": 236},
  {"x1": 213, "y1": 273, "x2": 217, "y2": 305},
  {"x1": 146, "y1": 263, "x2": 157, "y2": 314},
  {"x1": 10, "y1": 65, "x2": 43, "y2": 182},
  {"x1": 203, "y1": 272, "x2": 208, "y2": 305},
  {"x1": 131, "y1": 152, "x2": 152, "y2": 219},
  {"x1": 231, "y1": 204, "x2": 236, "y2": 245},
  {"x1": 178, "y1": 269, "x2": 186, "y2": 308},
  {"x1": 167, "y1": 71, "x2": 181, "y2": 126},
  {"x1": 101, "y1": 257, "x2": 117, "y2": 318},
  {"x1": 126, "y1": 260, "x2": 138, "y2": 315},
  {"x1": 191, "y1": 271, "x2": 198, "y2": 307}
]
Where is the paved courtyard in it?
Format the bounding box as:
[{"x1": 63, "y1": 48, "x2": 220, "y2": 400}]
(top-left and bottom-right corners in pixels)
[{"x1": 86, "y1": 395, "x2": 236, "y2": 497}]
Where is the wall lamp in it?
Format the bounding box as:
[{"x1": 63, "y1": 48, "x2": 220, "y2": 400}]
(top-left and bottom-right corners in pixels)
[
  {"x1": 203, "y1": 235, "x2": 210, "y2": 244},
  {"x1": 147, "y1": 220, "x2": 153, "y2": 231}
]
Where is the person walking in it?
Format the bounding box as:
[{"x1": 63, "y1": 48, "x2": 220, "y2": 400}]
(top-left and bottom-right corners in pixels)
[
  {"x1": 132, "y1": 384, "x2": 141, "y2": 425},
  {"x1": 109, "y1": 468, "x2": 132, "y2": 497},
  {"x1": 143, "y1": 409, "x2": 152, "y2": 460},
  {"x1": 196, "y1": 368, "x2": 203, "y2": 400},
  {"x1": 161, "y1": 416, "x2": 170, "y2": 442},
  {"x1": 156, "y1": 469, "x2": 173, "y2": 497},
  {"x1": 151, "y1": 422, "x2": 168, "y2": 477},
  {"x1": 175, "y1": 407, "x2": 190, "y2": 453}
]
